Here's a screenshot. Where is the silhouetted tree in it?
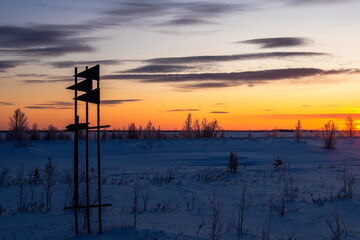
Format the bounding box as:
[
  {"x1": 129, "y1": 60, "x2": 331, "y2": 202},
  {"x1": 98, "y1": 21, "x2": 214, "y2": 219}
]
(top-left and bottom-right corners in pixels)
[
  {"x1": 45, "y1": 124, "x2": 57, "y2": 140},
  {"x1": 144, "y1": 121, "x2": 156, "y2": 139},
  {"x1": 30, "y1": 123, "x2": 40, "y2": 140},
  {"x1": 127, "y1": 122, "x2": 138, "y2": 139},
  {"x1": 182, "y1": 113, "x2": 193, "y2": 138},
  {"x1": 7, "y1": 108, "x2": 29, "y2": 143},
  {"x1": 294, "y1": 120, "x2": 302, "y2": 141},
  {"x1": 345, "y1": 115, "x2": 356, "y2": 137}
]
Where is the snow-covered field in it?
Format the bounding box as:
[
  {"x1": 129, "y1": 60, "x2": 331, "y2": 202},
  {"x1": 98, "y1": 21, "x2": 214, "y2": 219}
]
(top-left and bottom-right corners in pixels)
[{"x1": 0, "y1": 136, "x2": 360, "y2": 240}]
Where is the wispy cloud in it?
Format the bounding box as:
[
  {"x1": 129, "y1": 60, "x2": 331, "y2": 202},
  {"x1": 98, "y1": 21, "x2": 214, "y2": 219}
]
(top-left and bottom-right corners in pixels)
[
  {"x1": 0, "y1": 24, "x2": 95, "y2": 57},
  {"x1": 247, "y1": 113, "x2": 360, "y2": 119},
  {"x1": 145, "y1": 52, "x2": 328, "y2": 64},
  {"x1": 211, "y1": 111, "x2": 228, "y2": 114},
  {"x1": 25, "y1": 101, "x2": 72, "y2": 110},
  {"x1": 16, "y1": 73, "x2": 49, "y2": 78},
  {"x1": 0, "y1": 101, "x2": 14, "y2": 106},
  {"x1": 103, "y1": 68, "x2": 355, "y2": 90},
  {"x1": 101, "y1": 99, "x2": 142, "y2": 105},
  {"x1": 103, "y1": 1, "x2": 248, "y2": 27},
  {"x1": 165, "y1": 109, "x2": 200, "y2": 112},
  {"x1": 238, "y1": 37, "x2": 311, "y2": 48},
  {"x1": 287, "y1": 0, "x2": 354, "y2": 6},
  {"x1": 49, "y1": 59, "x2": 121, "y2": 68},
  {"x1": 20, "y1": 79, "x2": 72, "y2": 84},
  {"x1": 0, "y1": 60, "x2": 27, "y2": 72},
  {"x1": 121, "y1": 64, "x2": 195, "y2": 73}
]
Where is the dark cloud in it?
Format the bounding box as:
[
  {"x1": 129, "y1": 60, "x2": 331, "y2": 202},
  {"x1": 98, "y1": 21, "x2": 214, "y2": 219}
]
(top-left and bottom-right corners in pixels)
[
  {"x1": 288, "y1": 0, "x2": 352, "y2": 6},
  {"x1": 0, "y1": 24, "x2": 95, "y2": 57},
  {"x1": 160, "y1": 18, "x2": 212, "y2": 26},
  {"x1": 20, "y1": 78, "x2": 72, "y2": 84},
  {"x1": 24, "y1": 106, "x2": 71, "y2": 110},
  {"x1": 24, "y1": 101, "x2": 72, "y2": 110},
  {"x1": 0, "y1": 101, "x2": 14, "y2": 106},
  {"x1": 103, "y1": 68, "x2": 355, "y2": 89},
  {"x1": 211, "y1": 111, "x2": 228, "y2": 114},
  {"x1": 239, "y1": 37, "x2": 311, "y2": 48},
  {"x1": 104, "y1": 1, "x2": 247, "y2": 26},
  {"x1": 16, "y1": 73, "x2": 49, "y2": 77},
  {"x1": 249, "y1": 113, "x2": 360, "y2": 119},
  {"x1": 166, "y1": 109, "x2": 200, "y2": 112},
  {"x1": 0, "y1": 60, "x2": 27, "y2": 72},
  {"x1": 101, "y1": 99, "x2": 142, "y2": 105},
  {"x1": 302, "y1": 105, "x2": 311, "y2": 107},
  {"x1": 146, "y1": 52, "x2": 328, "y2": 64},
  {"x1": 121, "y1": 64, "x2": 195, "y2": 73},
  {"x1": 50, "y1": 60, "x2": 121, "y2": 68}
]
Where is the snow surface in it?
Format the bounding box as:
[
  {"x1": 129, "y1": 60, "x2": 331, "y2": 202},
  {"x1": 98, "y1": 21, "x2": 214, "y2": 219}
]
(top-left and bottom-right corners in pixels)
[{"x1": 0, "y1": 136, "x2": 360, "y2": 239}]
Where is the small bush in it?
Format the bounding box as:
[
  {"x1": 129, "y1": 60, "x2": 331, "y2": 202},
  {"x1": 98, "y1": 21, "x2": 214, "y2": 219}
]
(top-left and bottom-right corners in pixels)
[
  {"x1": 322, "y1": 121, "x2": 337, "y2": 149},
  {"x1": 294, "y1": 120, "x2": 302, "y2": 141},
  {"x1": 43, "y1": 157, "x2": 56, "y2": 211},
  {"x1": 227, "y1": 151, "x2": 238, "y2": 173}
]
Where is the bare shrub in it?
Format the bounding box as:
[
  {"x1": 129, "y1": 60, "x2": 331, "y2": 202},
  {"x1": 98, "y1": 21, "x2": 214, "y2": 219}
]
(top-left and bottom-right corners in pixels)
[
  {"x1": 151, "y1": 200, "x2": 179, "y2": 213},
  {"x1": 274, "y1": 192, "x2": 285, "y2": 217},
  {"x1": 181, "y1": 191, "x2": 198, "y2": 211},
  {"x1": 193, "y1": 119, "x2": 201, "y2": 138},
  {"x1": 182, "y1": 113, "x2": 193, "y2": 138},
  {"x1": 196, "y1": 220, "x2": 205, "y2": 237},
  {"x1": 310, "y1": 193, "x2": 328, "y2": 206},
  {"x1": 281, "y1": 164, "x2": 298, "y2": 199},
  {"x1": 227, "y1": 151, "x2": 238, "y2": 173},
  {"x1": 262, "y1": 198, "x2": 274, "y2": 240},
  {"x1": 0, "y1": 166, "x2": 11, "y2": 186},
  {"x1": 265, "y1": 127, "x2": 279, "y2": 137},
  {"x1": 345, "y1": 115, "x2": 356, "y2": 137},
  {"x1": 132, "y1": 173, "x2": 140, "y2": 227},
  {"x1": 322, "y1": 120, "x2": 337, "y2": 149},
  {"x1": 141, "y1": 184, "x2": 151, "y2": 213},
  {"x1": 294, "y1": 120, "x2": 302, "y2": 141},
  {"x1": 63, "y1": 170, "x2": 73, "y2": 209},
  {"x1": 323, "y1": 206, "x2": 355, "y2": 240},
  {"x1": 44, "y1": 124, "x2": 58, "y2": 140},
  {"x1": 147, "y1": 169, "x2": 174, "y2": 186},
  {"x1": 202, "y1": 118, "x2": 221, "y2": 138},
  {"x1": 127, "y1": 123, "x2": 138, "y2": 139},
  {"x1": 43, "y1": 157, "x2": 56, "y2": 211},
  {"x1": 144, "y1": 121, "x2": 157, "y2": 139},
  {"x1": 17, "y1": 163, "x2": 27, "y2": 212},
  {"x1": 7, "y1": 108, "x2": 29, "y2": 143},
  {"x1": 237, "y1": 176, "x2": 248, "y2": 237},
  {"x1": 196, "y1": 168, "x2": 228, "y2": 183},
  {"x1": 30, "y1": 123, "x2": 40, "y2": 140},
  {"x1": 208, "y1": 191, "x2": 223, "y2": 240},
  {"x1": 338, "y1": 164, "x2": 355, "y2": 199}
]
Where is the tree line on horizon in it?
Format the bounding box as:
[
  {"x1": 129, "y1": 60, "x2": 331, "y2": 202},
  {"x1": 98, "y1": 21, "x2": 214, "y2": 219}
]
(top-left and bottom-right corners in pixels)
[{"x1": 2, "y1": 108, "x2": 357, "y2": 145}]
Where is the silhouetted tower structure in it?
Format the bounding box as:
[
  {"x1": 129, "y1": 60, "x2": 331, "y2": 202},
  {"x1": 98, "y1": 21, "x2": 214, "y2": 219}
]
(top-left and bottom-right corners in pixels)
[{"x1": 66, "y1": 65, "x2": 111, "y2": 234}]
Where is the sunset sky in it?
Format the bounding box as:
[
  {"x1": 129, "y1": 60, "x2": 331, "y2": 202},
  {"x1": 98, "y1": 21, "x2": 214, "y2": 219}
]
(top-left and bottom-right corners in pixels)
[{"x1": 1, "y1": 0, "x2": 360, "y2": 130}]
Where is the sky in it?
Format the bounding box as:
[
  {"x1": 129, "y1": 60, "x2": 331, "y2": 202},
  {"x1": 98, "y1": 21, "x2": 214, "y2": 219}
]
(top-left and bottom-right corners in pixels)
[{"x1": 1, "y1": 0, "x2": 360, "y2": 130}]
